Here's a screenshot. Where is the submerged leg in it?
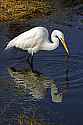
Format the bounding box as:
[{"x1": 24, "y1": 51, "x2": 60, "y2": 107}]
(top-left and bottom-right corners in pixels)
[
  {"x1": 30, "y1": 55, "x2": 34, "y2": 72},
  {"x1": 26, "y1": 53, "x2": 41, "y2": 75},
  {"x1": 27, "y1": 54, "x2": 34, "y2": 72}
]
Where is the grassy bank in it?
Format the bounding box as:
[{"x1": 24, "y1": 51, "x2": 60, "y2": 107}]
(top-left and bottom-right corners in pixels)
[
  {"x1": 0, "y1": 0, "x2": 51, "y2": 22},
  {"x1": 0, "y1": 0, "x2": 82, "y2": 22}
]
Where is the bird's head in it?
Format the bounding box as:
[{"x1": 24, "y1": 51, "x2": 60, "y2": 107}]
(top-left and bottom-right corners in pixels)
[{"x1": 51, "y1": 30, "x2": 69, "y2": 55}]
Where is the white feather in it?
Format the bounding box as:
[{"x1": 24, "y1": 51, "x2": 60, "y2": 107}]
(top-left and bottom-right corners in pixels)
[{"x1": 5, "y1": 27, "x2": 67, "y2": 55}]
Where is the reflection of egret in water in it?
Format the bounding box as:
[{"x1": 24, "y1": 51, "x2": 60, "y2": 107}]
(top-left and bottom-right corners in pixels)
[
  {"x1": 17, "y1": 112, "x2": 60, "y2": 125},
  {"x1": 8, "y1": 68, "x2": 63, "y2": 103},
  {"x1": 17, "y1": 112, "x2": 49, "y2": 125}
]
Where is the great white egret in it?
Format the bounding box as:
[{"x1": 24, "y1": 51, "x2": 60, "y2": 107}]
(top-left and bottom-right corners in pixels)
[{"x1": 5, "y1": 27, "x2": 69, "y2": 71}]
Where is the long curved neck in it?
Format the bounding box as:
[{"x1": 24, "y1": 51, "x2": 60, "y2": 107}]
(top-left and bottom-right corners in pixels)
[
  {"x1": 51, "y1": 34, "x2": 59, "y2": 50},
  {"x1": 40, "y1": 33, "x2": 59, "y2": 51}
]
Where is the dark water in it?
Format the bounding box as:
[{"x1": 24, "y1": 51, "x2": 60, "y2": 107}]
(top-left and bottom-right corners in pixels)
[{"x1": 0, "y1": 5, "x2": 83, "y2": 125}]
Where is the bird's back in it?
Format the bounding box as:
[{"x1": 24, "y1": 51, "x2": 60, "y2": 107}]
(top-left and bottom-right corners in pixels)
[{"x1": 5, "y1": 27, "x2": 49, "y2": 50}]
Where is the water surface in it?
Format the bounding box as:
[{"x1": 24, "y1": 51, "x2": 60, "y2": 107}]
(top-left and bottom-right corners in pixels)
[{"x1": 0, "y1": 5, "x2": 83, "y2": 125}]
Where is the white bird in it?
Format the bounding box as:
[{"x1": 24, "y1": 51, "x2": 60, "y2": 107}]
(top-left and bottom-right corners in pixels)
[{"x1": 5, "y1": 27, "x2": 69, "y2": 72}]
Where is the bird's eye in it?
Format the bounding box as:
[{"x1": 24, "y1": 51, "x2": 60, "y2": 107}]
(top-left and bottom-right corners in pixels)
[
  {"x1": 60, "y1": 37, "x2": 63, "y2": 41},
  {"x1": 56, "y1": 35, "x2": 59, "y2": 39},
  {"x1": 56, "y1": 35, "x2": 60, "y2": 40}
]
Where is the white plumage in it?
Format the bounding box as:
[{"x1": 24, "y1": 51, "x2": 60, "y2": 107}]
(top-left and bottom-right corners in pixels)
[{"x1": 5, "y1": 27, "x2": 69, "y2": 56}]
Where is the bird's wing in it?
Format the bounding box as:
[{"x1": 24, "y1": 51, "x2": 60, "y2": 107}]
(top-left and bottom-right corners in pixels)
[
  {"x1": 6, "y1": 30, "x2": 37, "y2": 49},
  {"x1": 6, "y1": 27, "x2": 49, "y2": 51}
]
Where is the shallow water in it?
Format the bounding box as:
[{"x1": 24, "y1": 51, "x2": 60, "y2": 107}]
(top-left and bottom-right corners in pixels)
[{"x1": 0, "y1": 5, "x2": 83, "y2": 125}]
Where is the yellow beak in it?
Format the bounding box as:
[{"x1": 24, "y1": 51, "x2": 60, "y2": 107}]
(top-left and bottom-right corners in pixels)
[{"x1": 60, "y1": 38, "x2": 69, "y2": 55}]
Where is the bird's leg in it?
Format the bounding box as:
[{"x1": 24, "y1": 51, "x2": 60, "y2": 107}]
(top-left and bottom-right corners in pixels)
[
  {"x1": 25, "y1": 48, "x2": 34, "y2": 72},
  {"x1": 28, "y1": 54, "x2": 34, "y2": 72},
  {"x1": 30, "y1": 54, "x2": 34, "y2": 72}
]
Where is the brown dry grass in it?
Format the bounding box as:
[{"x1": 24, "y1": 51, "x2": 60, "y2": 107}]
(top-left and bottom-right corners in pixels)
[
  {"x1": 0, "y1": 0, "x2": 51, "y2": 22},
  {"x1": 0, "y1": 0, "x2": 82, "y2": 22}
]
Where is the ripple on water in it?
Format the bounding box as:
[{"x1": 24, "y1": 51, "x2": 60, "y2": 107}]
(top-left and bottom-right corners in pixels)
[{"x1": 0, "y1": 50, "x2": 83, "y2": 124}]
